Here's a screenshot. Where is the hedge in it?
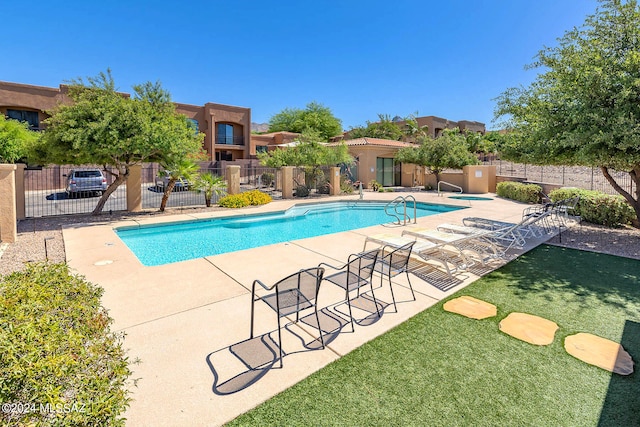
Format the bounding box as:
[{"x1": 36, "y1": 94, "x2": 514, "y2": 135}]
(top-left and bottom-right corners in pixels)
[
  {"x1": 0, "y1": 263, "x2": 132, "y2": 426},
  {"x1": 549, "y1": 188, "x2": 634, "y2": 227},
  {"x1": 496, "y1": 181, "x2": 542, "y2": 203}
]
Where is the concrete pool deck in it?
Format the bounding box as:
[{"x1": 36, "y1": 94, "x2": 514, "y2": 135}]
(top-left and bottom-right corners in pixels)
[{"x1": 62, "y1": 192, "x2": 553, "y2": 426}]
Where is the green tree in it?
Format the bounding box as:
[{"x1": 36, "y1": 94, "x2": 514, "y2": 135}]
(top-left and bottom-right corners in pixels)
[
  {"x1": 258, "y1": 130, "x2": 353, "y2": 190},
  {"x1": 0, "y1": 115, "x2": 39, "y2": 163},
  {"x1": 268, "y1": 102, "x2": 343, "y2": 140},
  {"x1": 494, "y1": 0, "x2": 640, "y2": 226},
  {"x1": 395, "y1": 129, "x2": 480, "y2": 183},
  {"x1": 37, "y1": 70, "x2": 204, "y2": 215},
  {"x1": 348, "y1": 114, "x2": 404, "y2": 141},
  {"x1": 401, "y1": 113, "x2": 429, "y2": 142},
  {"x1": 194, "y1": 172, "x2": 226, "y2": 207},
  {"x1": 157, "y1": 158, "x2": 200, "y2": 212}
]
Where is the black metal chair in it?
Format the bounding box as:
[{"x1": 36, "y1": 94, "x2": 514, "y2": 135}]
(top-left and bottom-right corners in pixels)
[
  {"x1": 249, "y1": 267, "x2": 325, "y2": 368},
  {"x1": 374, "y1": 241, "x2": 416, "y2": 312},
  {"x1": 320, "y1": 250, "x2": 379, "y2": 332}
]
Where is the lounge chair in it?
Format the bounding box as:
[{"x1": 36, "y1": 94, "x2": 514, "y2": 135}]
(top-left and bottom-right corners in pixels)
[
  {"x1": 319, "y1": 250, "x2": 379, "y2": 332},
  {"x1": 401, "y1": 227, "x2": 500, "y2": 266},
  {"x1": 250, "y1": 267, "x2": 325, "y2": 368},
  {"x1": 364, "y1": 234, "x2": 466, "y2": 280}
]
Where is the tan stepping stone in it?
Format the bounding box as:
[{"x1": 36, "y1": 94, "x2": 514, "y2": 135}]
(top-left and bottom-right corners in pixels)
[
  {"x1": 443, "y1": 296, "x2": 497, "y2": 320},
  {"x1": 565, "y1": 333, "x2": 634, "y2": 375},
  {"x1": 499, "y1": 312, "x2": 558, "y2": 345}
]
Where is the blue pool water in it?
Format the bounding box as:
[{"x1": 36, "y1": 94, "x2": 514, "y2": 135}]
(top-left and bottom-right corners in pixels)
[
  {"x1": 448, "y1": 196, "x2": 494, "y2": 201},
  {"x1": 116, "y1": 201, "x2": 464, "y2": 266}
]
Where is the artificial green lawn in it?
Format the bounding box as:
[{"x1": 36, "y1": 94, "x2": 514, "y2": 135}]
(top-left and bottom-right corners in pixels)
[{"x1": 229, "y1": 245, "x2": 640, "y2": 426}]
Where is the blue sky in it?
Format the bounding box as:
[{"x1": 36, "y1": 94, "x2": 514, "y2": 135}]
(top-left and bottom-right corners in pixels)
[{"x1": 2, "y1": 1, "x2": 599, "y2": 130}]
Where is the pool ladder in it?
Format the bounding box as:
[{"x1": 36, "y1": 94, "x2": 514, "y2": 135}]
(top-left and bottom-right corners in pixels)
[{"x1": 384, "y1": 195, "x2": 417, "y2": 225}]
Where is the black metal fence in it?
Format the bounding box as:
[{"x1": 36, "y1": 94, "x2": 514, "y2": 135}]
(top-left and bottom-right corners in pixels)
[{"x1": 484, "y1": 160, "x2": 635, "y2": 196}]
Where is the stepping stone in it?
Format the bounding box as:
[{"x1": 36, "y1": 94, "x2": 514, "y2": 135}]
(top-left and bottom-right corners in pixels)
[
  {"x1": 564, "y1": 333, "x2": 634, "y2": 375},
  {"x1": 443, "y1": 296, "x2": 497, "y2": 320},
  {"x1": 499, "y1": 312, "x2": 558, "y2": 345}
]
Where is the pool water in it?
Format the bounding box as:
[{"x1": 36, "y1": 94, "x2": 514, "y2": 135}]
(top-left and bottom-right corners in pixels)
[
  {"x1": 448, "y1": 196, "x2": 494, "y2": 201},
  {"x1": 116, "y1": 201, "x2": 463, "y2": 266}
]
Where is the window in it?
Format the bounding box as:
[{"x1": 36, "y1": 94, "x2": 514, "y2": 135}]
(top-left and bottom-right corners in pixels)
[
  {"x1": 376, "y1": 158, "x2": 400, "y2": 187},
  {"x1": 217, "y1": 123, "x2": 234, "y2": 144},
  {"x1": 187, "y1": 119, "x2": 199, "y2": 133},
  {"x1": 256, "y1": 145, "x2": 268, "y2": 154},
  {"x1": 6, "y1": 109, "x2": 40, "y2": 130}
]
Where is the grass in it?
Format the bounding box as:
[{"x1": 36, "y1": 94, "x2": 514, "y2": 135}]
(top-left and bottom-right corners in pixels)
[{"x1": 228, "y1": 245, "x2": 640, "y2": 426}]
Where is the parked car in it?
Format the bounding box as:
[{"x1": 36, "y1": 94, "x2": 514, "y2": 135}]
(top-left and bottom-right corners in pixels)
[
  {"x1": 156, "y1": 174, "x2": 191, "y2": 191},
  {"x1": 65, "y1": 169, "x2": 108, "y2": 196}
]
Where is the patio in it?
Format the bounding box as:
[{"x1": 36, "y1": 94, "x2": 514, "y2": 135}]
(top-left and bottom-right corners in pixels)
[{"x1": 61, "y1": 192, "x2": 554, "y2": 426}]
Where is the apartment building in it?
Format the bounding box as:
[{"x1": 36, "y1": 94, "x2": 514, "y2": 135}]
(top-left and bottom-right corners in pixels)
[{"x1": 0, "y1": 80, "x2": 252, "y2": 162}]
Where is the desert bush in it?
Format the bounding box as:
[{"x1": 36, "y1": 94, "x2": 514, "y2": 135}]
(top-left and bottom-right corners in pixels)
[
  {"x1": 295, "y1": 185, "x2": 310, "y2": 197},
  {"x1": 218, "y1": 190, "x2": 272, "y2": 208},
  {"x1": 260, "y1": 172, "x2": 274, "y2": 187},
  {"x1": 0, "y1": 263, "x2": 132, "y2": 426},
  {"x1": 368, "y1": 180, "x2": 382, "y2": 191},
  {"x1": 218, "y1": 194, "x2": 250, "y2": 208},
  {"x1": 496, "y1": 181, "x2": 542, "y2": 203},
  {"x1": 549, "y1": 188, "x2": 634, "y2": 227},
  {"x1": 340, "y1": 176, "x2": 354, "y2": 194}
]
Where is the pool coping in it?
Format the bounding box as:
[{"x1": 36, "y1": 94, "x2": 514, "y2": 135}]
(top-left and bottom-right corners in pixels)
[{"x1": 61, "y1": 192, "x2": 548, "y2": 426}]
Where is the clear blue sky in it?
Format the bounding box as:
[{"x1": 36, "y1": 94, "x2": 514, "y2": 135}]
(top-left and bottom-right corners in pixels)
[{"x1": 1, "y1": 0, "x2": 599, "y2": 130}]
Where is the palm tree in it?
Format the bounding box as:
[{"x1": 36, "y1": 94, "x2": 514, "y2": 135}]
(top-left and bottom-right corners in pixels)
[
  {"x1": 194, "y1": 172, "x2": 226, "y2": 207},
  {"x1": 158, "y1": 159, "x2": 200, "y2": 212}
]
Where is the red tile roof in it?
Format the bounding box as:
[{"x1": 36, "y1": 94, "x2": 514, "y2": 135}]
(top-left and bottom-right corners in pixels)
[{"x1": 331, "y1": 138, "x2": 414, "y2": 148}]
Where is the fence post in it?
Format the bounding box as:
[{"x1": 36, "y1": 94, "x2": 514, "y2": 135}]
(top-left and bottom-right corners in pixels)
[
  {"x1": 0, "y1": 164, "x2": 18, "y2": 243},
  {"x1": 281, "y1": 166, "x2": 294, "y2": 199},
  {"x1": 329, "y1": 166, "x2": 341, "y2": 196},
  {"x1": 15, "y1": 163, "x2": 26, "y2": 220},
  {"x1": 226, "y1": 165, "x2": 241, "y2": 195},
  {"x1": 126, "y1": 164, "x2": 142, "y2": 212}
]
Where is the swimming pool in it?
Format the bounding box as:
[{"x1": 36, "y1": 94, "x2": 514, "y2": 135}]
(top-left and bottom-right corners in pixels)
[
  {"x1": 448, "y1": 196, "x2": 494, "y2": 201},
  {"x1": 116, "y1": 201, "x2": 464, "y2": 266}
]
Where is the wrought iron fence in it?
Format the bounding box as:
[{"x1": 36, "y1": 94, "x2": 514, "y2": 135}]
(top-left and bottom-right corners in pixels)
[
  {"x1": 23, "y1": 166, "x2": 126, "y2": 218},
  {"x1": 484, "y1": 160, "x2": 635, "y2": 196}
]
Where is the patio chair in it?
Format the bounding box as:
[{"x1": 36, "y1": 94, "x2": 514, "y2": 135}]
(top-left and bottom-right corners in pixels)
[
  {"x1": 319, "y1": 250, "x2": 379, "y2": 332},
  {"x1": 373, "y1": 241, "x2": 416, "y2": 313},
  {"x1": 554, "y1": 196, "x2": 581, "y2": 227},
  {"x1": 249, "y1": 267, "x2": 325, "y2": 368},
  {"x1": 437, "y1": 221, "x2": 526, "y2": 254}
]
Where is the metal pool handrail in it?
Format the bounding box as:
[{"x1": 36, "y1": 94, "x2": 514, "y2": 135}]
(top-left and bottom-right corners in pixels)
[
  {"x1": 437, "y1": 181, "x2": 463, "y2": 196},
  {"x1": 384, "y1": 195, "x2": 417, "y2": 225}
]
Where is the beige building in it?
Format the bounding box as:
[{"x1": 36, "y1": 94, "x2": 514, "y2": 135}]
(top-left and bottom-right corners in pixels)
[{"x1": 0, "y1": 80, "x2": 252, "y2": 162}]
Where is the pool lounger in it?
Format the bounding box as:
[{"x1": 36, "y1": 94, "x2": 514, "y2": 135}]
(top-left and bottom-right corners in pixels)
[
  {"x1": 363, "y1": 233, "x2": 467, "y2": 279},
  {"x1": 400, "y1": 227, "x2": 501, "y2": 266}
]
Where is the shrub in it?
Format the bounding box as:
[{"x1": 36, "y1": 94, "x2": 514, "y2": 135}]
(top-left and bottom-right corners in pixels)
[
  {"x1": 260, "y1": 172, "x2": 274, "y2": 187},
  {"x1": 0, "y1": 263, "x2": 132, "y2": 426},
  {"x1": 317, "y1": 180, "x2": 331, "y2": 194},
  {"x1": 218, "y1": 194, "x2": 250, "y2": 208},
  {"x1": 295, "y1": 185, "x2": 310, "y2": 197},
  {"x1": 496, "y1": 181, "x2": 542, "y2": 203},
  {"x1": 368, "y1": 180, "x2": 382, "y2": 191},
  {"x1": 242, "y1": 190, "x2": 272, "y2": 205},
  {"x1": 218, "y1": 190, "x2": 272, "y2": 208},
  {"x1": 339, "y1": 176, "x2": 354, "y2": 194},
  {"x1": 549, "y1": 188, "x2": 634, "y2": 227}
]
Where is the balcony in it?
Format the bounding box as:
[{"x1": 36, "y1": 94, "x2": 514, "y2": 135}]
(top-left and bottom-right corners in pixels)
[{"x1": 216, "y1": 135, "x2": 245, "y2": 146}]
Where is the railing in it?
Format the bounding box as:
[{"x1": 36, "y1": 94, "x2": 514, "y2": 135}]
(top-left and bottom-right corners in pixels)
[
  {"x1": 215, "y1": 135, "x2": 245, "y2": 146},
  {"x1": 437, "y1": 181, "x2": 463, "y2": 196},
  {"x1": 384, "y1": 195, "x2": 417, "y2": 225}
]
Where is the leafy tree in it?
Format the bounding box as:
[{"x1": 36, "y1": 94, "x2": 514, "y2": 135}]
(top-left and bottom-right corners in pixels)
[
  {"x1": 37, "y1": 70, "x2": 204, "y2": 215},
  {"x1": 268, "y1": 102, "x2": 343, "y2": 140},
  {"x1": 0, "y1": 115, "x2": 39, "y2": 163},
  {"x1": 194, "y1": 172, "x2": 226, "y2": 207},
  {"x1": 258, "y1": 130, "x2": 353, "y2": 190},
  {"x1": 494, "y1": 0, "x2": 640, "y2": 226},
  {"x1": 401, "y1": 113, "x2": 429, "y2": 142},
  {"x1": 157, "y1": 158, "x2": 200, "y2": 212},
  {"x1": 348, "y1": 114, "x2": 404, "y2": 141},
  {"x1": 395, "y1": 128, "x2": 480, "y2": 183}
]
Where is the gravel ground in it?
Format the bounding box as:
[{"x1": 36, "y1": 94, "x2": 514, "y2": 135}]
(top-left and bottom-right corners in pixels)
[{"x1": 1, "y1": 208, "x2": 639, "y2": 277}]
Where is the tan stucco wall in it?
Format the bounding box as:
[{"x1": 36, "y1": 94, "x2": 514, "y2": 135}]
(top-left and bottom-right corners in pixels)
[{"x1": 348, "y1": 145, "x2": 399, "y2": 188}]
